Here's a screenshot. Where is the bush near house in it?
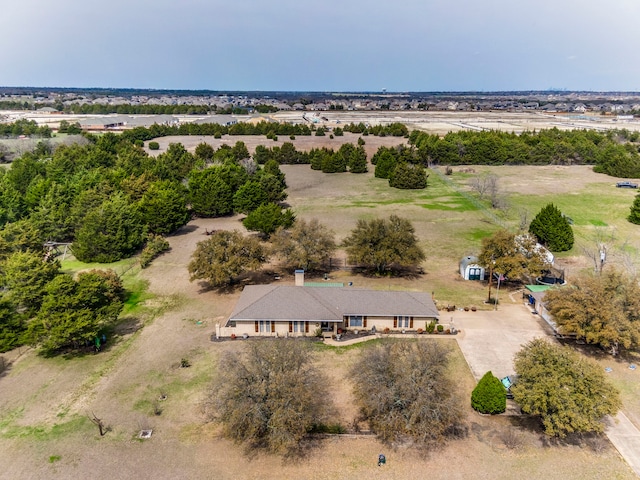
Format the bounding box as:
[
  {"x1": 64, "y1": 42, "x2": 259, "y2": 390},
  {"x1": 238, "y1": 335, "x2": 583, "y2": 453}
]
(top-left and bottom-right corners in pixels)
[{"x1": 471, "y1": 371, "x2": 507, "y2": 414}]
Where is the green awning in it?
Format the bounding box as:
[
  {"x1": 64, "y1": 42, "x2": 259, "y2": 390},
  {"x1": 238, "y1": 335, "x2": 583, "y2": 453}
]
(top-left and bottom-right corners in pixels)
[{"x1": 525, "y1": 285, "x2": 552, "y2": 292}]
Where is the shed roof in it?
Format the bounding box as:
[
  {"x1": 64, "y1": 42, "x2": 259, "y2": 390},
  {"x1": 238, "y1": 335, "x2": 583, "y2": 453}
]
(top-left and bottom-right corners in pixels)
[{"x1": 459, "y1": 256, "x2": 480, "y2": 270}]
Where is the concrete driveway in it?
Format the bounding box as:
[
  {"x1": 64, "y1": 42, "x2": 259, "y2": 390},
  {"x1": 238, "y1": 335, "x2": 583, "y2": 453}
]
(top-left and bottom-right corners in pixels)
[
  {"x1": 453, "y1": 300, "x2": 640, "y2": 477},
  {"x1": 452, "y1": 302, "x2": 551, "y2": 380}
]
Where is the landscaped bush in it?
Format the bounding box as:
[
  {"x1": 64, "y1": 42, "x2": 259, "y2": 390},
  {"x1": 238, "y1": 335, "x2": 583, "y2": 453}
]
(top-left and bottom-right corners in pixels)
[
  {"x1": 140, "y1": 234, "x2": 170, "y2": 268},
  {"x1": 437, "y1": 324, "x2": 444, "y2": 333},
  {"x1": 148, "y1": 141, "x2": 160, "y2": 150},
  {"x1": 471, "y1": 371, "x2": 506, "y2": 414},
  {"x1": 426, "y1": 320, "x2": 436, "y2": 333}
]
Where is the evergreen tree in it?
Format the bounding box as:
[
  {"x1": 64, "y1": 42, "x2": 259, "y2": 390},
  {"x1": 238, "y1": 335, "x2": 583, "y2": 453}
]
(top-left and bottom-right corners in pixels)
[
  {"x1": 348, "y1": 145, "x2": 368, "y2": 173},
  {"x1": 3, "y1": 251, "x2": 60, "y2": 315},
  {"x1": 321, "y1": 151, "x2": 347, "y2": 173},
  {"x1": 0, "y1": 298, "x2": 25, "y2": 352},
  {"x1": 138, "y1": 180, "x2": 190, "y2": 235},
  {"x1": 233, "y1": 181, "x2": 269, "y2": 214},
  {"x1": 243, "y1": 203, "x2": 295, "y2": 237},
  {"x1": 389, "y1": 163, "x2": 428, "y2": 189},
  {"x1": 373, "y1": 150, "x2": 397, "y2": 179},
  {"x1": 528, "y1": 203, "x2": 574, "y2": 252},
  {"x1": 471, "y1": 371, "x2": 506, "y2": 414},
  {"x1": 26, "y1": 270, "x2": 124, "y2": 354},
  {"x1": 73, "y1": 194, "x2": 147, "y2": 263},
  {"x1": 188, "y1": 167, "x2": 234, "y2": 217},
  {"x1": 629, "y1": 193, "x2": 640, "y2": 224}
]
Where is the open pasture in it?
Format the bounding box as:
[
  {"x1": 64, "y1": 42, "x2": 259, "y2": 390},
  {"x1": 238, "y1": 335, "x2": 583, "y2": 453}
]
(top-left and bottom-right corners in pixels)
[{"x1": 0, "y1": 159, "x2": 639, "y2": 478}]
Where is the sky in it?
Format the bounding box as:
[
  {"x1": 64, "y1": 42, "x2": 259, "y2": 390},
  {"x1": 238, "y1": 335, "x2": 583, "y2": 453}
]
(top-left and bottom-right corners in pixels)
[{"x1": 1, "y1": 0, "x2": 639, "y2": 92}]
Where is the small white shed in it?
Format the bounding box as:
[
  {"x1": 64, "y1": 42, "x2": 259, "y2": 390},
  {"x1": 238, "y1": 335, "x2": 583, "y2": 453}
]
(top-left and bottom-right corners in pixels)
[{"x1": 459, "y1": 256, "x2": 485, "y2": 281}]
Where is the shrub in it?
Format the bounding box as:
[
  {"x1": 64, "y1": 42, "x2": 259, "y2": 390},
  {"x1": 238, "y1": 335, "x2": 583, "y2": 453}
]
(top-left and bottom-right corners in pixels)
[
  {"x1": 437, "y1": 324, "x2": 444, "y2": 333},
  {"x1": 383, "y1": 327, "x2": 390, "y2": 334},
  {"x1": 426, "y1": 320, "x2": 436, "y2": 333},
  {"x1": 417, "y1": 328, "x2": 424, "y2": 334},
  {"x1": 148, "y1": 141, "x2": 160, "y2": 150},
  {"x1": 471, "y1": 371, "x2": 506, "y2": 414},
  {"x1": 140, "y1": 235, "x2": 170, "y2": 269}
]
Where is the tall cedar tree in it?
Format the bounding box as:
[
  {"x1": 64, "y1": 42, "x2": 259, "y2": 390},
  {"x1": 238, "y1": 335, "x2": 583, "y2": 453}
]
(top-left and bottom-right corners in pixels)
[
  {"x1": 242, "y1": 203, "x2": 294, "y2": 238},
  {"x1": 528, "y1": 203, "x2": 574, "y2": 252},
  {"x1": 26, "y1": 269, "x2": 124, "y2": 354},
  {"x1": 389, "y1": 163, "x2": 428, "y2": 189},
  {"x1": 137, "y1": 180, "x2": 190, "y2": 235},
  {"x1": 72, "y1": 194, "x2": 147, "y2": 263},
  {"x1": 628, "y1": 193, "x2": 640, "y2": 224},
  {"x1": 188, "y1": 168, "x2": 234, "y2": 217},
  {"x1": 512, "y1": 339, "x2": 620, "y2": 437}
]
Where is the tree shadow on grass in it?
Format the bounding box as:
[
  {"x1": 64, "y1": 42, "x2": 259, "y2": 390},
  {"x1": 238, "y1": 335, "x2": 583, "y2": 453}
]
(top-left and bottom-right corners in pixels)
[
  {"x1": 169, "y1": 224, "x2": 199, "y2": 237},
  {"x1": 505, "y1": 414, "x2": 610, "y2": 452},
  {"x1": 196, "y1": 270, "x2": 284, "y2": 295},
  {"x1": 0, "y1": 356, "x2": 12, "y2": 378}
]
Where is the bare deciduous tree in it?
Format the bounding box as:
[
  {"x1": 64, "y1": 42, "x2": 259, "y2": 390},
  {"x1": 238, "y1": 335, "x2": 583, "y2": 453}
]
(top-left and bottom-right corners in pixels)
[
  {"x1": 350, "y1": 340, "x2": 466, "y2": 447},
  {"x1": 209, "y1": 340, "x2": 332, "y2": 455}
]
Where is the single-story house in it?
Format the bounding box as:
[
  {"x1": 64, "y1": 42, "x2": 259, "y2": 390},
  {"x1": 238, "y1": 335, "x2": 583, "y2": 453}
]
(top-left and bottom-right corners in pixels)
[
  {"x1": 459, "y1": 256, "x2": 485, "y2": 281},
  {"x1": 224, "y1": 282, "x2": 439, "y2": 337}
]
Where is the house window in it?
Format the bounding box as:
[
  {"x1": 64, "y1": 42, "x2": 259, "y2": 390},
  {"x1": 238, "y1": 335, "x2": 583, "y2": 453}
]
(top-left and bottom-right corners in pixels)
[
  {"x1": 228, "y1": 321, "x2": 236, "y2": 328},
  {"x1": 259, "y1": 320, "x2": 271, "y2": 333},
  {"x1": 292, "y1": 321, "x2": 304, "y2": 333},
  {"x1": 348, "y1": 315, "x2": 363, "y2": 327},
  {"x1": 397, "y1": 316, "x2": 411, "y2": 328}
]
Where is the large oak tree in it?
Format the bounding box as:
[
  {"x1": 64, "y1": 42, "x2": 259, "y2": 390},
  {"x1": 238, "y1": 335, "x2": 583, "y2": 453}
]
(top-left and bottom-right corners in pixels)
[
  {"x1": 343, "y1": 215, "x2": 425, "y2": 274},
  {"x1": 351, "y1": 340, "x2": 465, "y2": 446},
  {"x1": 512, "y1": 339, "x2": 621, "y2": 437},
  {"x1": 188, "y1": 230, "x2": 267, "y2": 287},
  {"x1": 544, "y1": 270, "x2": 640, "y2": 355},
  {"x1": 271, "y1": 218, "x2": 336, "y2": 271},
  {"x1": 210, "y1": 340, "x2": 331, "y2": 454}
]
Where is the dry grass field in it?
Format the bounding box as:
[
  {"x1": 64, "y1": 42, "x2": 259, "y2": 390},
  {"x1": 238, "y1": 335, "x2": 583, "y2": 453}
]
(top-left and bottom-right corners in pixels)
[{"x1": 1, "y1": 155, "x2": 639, "y2": 478}]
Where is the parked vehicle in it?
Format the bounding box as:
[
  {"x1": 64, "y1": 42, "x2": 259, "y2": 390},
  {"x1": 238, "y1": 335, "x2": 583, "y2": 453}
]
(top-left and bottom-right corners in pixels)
[{"x1": 616, "y1": 181, "x2": 638, "y2": 188}]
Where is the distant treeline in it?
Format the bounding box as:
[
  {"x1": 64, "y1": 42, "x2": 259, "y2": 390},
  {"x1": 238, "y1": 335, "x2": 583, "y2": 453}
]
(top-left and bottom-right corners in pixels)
[
  {"x1": 0, "y1": 120, "x2": 52, "y2": 138},
  {"x1": 407, "y1": 128, "x2": 640, "y2": 178},
  {"x1": 121, "y1": 121, "x2": 313, "y2": 142},
  {"x1": 0, "y1": 101, "x2": 280, "y2": 115},
  {"x1": 342, "y1": 122, "x2": 409, "y2": 137},
  {"x1": 121, "y1": 121, "x2": 409, "y2": 142}
]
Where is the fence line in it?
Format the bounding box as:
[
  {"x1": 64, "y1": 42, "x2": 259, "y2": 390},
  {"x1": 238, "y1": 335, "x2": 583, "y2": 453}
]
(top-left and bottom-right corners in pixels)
[{"x1": 430, "y1": 167, "x2": 507, "y2": 229}]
